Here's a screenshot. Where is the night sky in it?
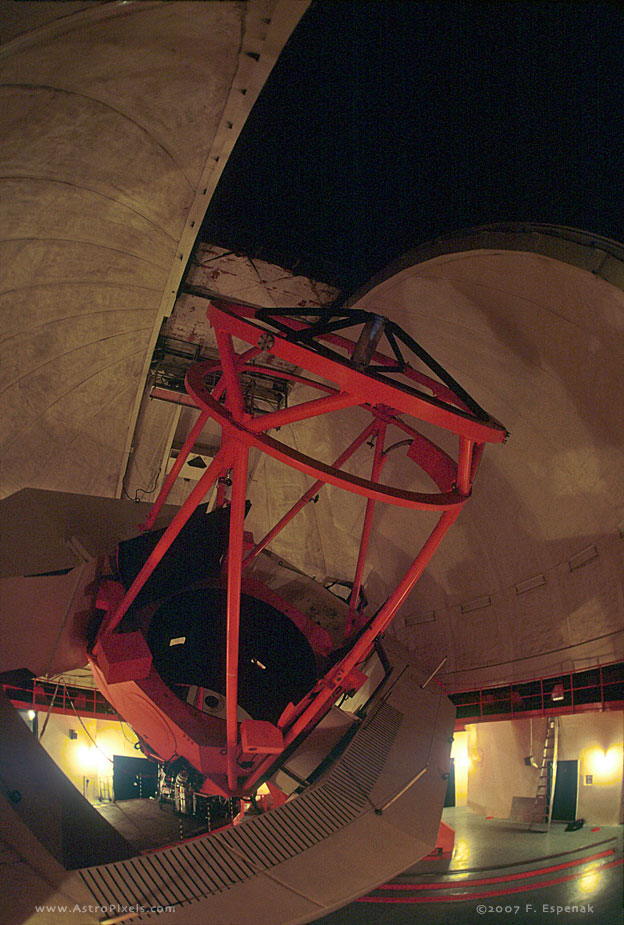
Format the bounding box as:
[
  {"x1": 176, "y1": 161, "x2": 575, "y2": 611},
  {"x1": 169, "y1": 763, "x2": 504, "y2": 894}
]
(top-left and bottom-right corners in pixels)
[{"x1": 200, "y1": 1, "x2": 624, "y2": 292}]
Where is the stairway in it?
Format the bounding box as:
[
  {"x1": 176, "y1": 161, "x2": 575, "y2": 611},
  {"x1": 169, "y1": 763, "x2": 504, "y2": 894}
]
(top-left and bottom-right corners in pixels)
[{"x1": 528, "y1": 716, "x2": 558, "y2": 831}]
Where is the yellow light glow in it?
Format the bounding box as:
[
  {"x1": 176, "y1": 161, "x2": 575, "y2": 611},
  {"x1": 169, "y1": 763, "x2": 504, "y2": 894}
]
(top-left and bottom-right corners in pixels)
[
  {"x1": 582, "y1": 744, "x2": 623, "y2": 785},
  {"x1": 578, "y1": 865, "x2": 601, "y2": 894},
  {"x1": 96, "y1": 747, "x2": 112, "y2": 773},
  {"x1": 599, "y1": 746, "x2": 621, "y2": 775},
  {"x1": 75, "y1": 743, "x2": 97, "y2": 773},
  {"x1": 450, "y1": 731, "x2": 469, "y2": 805},
  {"x1": 27, "y1": 710, "x2": 36, "y2": 720},
  {"x1": 453, "y1": 838, "x2": 471, "y2": 866},
  {"x1": 451, "y1": 731, "x2": 471, "y2": 769}
]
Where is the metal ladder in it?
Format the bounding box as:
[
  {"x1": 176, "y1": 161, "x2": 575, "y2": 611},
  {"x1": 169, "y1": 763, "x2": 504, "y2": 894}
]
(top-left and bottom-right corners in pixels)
[{"x1": 528, "y1": 716, "x2": 558, "y2": 831}]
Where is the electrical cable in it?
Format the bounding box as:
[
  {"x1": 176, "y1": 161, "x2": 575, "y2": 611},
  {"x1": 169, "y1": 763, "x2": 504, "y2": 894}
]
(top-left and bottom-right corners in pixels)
[
  {"x1": 37, "y1": 679, "x2": 61, "y2": 742},
  {"x1": 41, "y1": 563, "x2": 88, "y2": 680},
  {"x1": 119, "y1": 718, "x2": 139, "y2": 747},
  {"x1": 134, "y1": 465, "x2": 163, "y2": 502},
  {"x1": 61, "y1": 679, "x2": 113, "y2": 765},
  {"x1": 382, "y1": 438, "x2": 412, "y2": 456}
]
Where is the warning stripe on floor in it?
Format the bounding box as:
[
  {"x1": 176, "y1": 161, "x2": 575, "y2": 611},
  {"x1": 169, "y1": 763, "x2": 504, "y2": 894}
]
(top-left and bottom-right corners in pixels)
[
  {"x1": 359, "y1": 855, "x2": 623, "y2": 904},
  {"x1": 377, "y1": 848, "x2": 614, "y2": 890}
]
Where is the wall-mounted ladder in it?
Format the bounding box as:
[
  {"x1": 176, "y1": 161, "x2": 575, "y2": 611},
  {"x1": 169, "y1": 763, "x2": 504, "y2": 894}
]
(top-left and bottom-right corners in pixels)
[{"x1": 528, "y1": 716, "x2": 558, "y2": 831}]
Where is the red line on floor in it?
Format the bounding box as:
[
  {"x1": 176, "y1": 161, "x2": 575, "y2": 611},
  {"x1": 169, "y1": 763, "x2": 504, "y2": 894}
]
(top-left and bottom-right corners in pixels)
[
  {"x1": 377, "y1": 849, "x2": 614, "y2": 890},
  {"x1": 357, "y1": 857, "x2": 624, "y2": 904}
]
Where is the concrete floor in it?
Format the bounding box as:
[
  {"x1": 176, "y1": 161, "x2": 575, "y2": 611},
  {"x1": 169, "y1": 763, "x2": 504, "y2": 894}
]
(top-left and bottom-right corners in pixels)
[
  {"x1": 318, "y1": 807, "x2": 624, "y2": 925},
  {"x1": 90, "y1": 800, "x2": 623, "y2": 923},
  {"x1": 93, "y1": 798, "x2": 208, "y2": 852}
]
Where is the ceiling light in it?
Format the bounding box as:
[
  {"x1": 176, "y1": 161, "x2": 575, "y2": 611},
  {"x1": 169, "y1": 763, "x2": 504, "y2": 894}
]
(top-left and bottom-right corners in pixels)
[{"x1": 551, "y1": 683, "x2": 564, "y2": 701}]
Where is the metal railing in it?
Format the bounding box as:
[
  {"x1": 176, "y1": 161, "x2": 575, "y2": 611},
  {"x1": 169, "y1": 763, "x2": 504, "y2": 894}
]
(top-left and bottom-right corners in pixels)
[
  {"x1": 450, "y1": 660, "x2": 624, "y2": 726},
  {"x1": 2, "y1": 677, "x2": 121, "y2": 721},
  {"x1": 5, "y1": 659, "x2": 622, "y2": 733}
]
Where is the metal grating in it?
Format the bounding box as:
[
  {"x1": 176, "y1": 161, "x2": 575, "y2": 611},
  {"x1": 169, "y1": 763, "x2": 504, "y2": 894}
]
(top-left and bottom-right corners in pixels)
[{"x1": 79, "y1": 702, "x2": 402, "y2": 919}]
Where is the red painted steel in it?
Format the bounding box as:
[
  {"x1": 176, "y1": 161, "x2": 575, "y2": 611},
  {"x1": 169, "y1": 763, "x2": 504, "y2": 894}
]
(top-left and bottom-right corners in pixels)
[
  {"x1": 246, "y1": 389, "x2": 361, "y2": 432},
  {"x1": 241, "y1": 508, "x2": 461, "y2": 794},
  {"x1": 215, "y1": 330, "x2": 246, "y2": 419},
  {"x1": 242, "y1": 419, "x2": 378, "y2": 570},
  {"x1": 144, "y1": 345, "x2": 261, "y2": 531},
  {"x1": 225, "y1": 441, "x2": 249, "y2": 790},
  {"x1": 2, "y1": 681, "x2": 122, "y2": 721},
  {"x1": 185, "y1": 365, "x2": 467, "y2": 511},
  {"x1": 103, "y1": 446, "x2": 232, "y2": 636},
  {"x1": 143, "y1": 407, "x2": 211, "y2": 532},
  {"x1": 8, "y1": 657, "x2": 619, "y2": 738},
  {"x1": 450, "y1": 659, "x2": 624, "y2": 728},
  {"x1": 221, "y1": 303, "x2": 477, "y2": 414},
  {"x1": 95, "y1": 300, "x2": 506, "y2": 796},
  {"x1": 208, "y1": 303, "x2": 507, "y2": 443},
  {"x1": 457, "y1": 437, "x2": 474, "y2": 496},
  {"x1": 406, "y1": 429, "x2": 457, "y2": 492},
  {"x1": 350, "y1": 420, "x2": 387, "y2": 629}
]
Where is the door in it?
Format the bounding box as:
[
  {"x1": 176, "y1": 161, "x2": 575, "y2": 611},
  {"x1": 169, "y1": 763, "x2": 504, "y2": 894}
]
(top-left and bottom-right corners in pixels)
[
  {"x1": 444, "y1": 757, "x2": 456, "y2": 807},
  {"x1": 113, "y1": 754, "x2": 157, "y2": 801},
  {"x1": 552, "y1": 759, "x2": 578, "y2": 822}
]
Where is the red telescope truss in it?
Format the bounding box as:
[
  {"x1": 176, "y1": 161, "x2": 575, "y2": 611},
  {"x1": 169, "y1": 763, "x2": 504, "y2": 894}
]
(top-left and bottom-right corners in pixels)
[{"x1": 90, "y1": 301, "x2": 507, "y2": 798}]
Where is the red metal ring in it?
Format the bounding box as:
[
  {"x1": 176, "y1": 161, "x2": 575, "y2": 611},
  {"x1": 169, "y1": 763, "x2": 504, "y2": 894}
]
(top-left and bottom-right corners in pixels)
[
  {"x1": 186, "y1": 361, "x2": 466, "y2": 511},
  {"x1": 208, "y1": 302, "x2": 506, "y2": 444}
]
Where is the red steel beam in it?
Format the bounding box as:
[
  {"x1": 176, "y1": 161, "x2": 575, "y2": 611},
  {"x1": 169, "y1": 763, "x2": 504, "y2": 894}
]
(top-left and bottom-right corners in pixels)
[
  {"x1": 215, "y1": 330, "x2": 246, "y2": 420},
  {"x1": 225, "y1": 440, "x2": 249, "y2": 792},
  {"x1": 242, "y1": 508, "x2": 460, "y2": 793},
  {"x1": 246, "y1": 390, "x2": 362, "y2": 432},
  {"x1": 144, "y1": 345, "x2": 261, "y2": 530},
  {"x1": 209, "y1": 302, "x2": 506, "y2": 443},
  {"x1": 105, "y1": 302, "x2": 506, "y2": 796},
  {"x1": 142, "y1": 407, "x2": 211, "y2": 531},
  {"x1": 103, "y1": 446, "x2": 232, "y2": 636},
  {"x1": 349, "y1": 420, "x2": 387, "y2": 628},
  {"x1": 214, "y1": 302, "x2": 472, "y2": 413},
  {"x1": 243, "y1": 418, "x2": 379, "y2": 570},
  {"x1": 153, "y1": 365, "x2": 336, "y2": 405},
  {"x1": 456, "y1": 436, "x2": 474, "y2": 496},
  {"x1": 150, "y1": 388, "x2": 199, "y2": 408},
  {"x1": 185, "y1": 365, "x2": 466, "y2": 511}
]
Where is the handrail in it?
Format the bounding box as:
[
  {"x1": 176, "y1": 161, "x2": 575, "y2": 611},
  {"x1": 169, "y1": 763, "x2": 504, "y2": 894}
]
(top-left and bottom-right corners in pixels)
[{"x1": 450, "y1": 659, "x2": 624, "y2": 725}]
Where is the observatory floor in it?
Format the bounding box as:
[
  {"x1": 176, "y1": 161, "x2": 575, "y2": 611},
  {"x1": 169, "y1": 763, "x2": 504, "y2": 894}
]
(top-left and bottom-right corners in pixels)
[
  {"x1": 90, "y1": 802, "x2": 622, "y2": 923},
  {"x1": 318, "y1": 807, "x2": 623, "y2": 925},
  {"x1": 93, "y1": 799, "x2": 209, "y2": 853}
]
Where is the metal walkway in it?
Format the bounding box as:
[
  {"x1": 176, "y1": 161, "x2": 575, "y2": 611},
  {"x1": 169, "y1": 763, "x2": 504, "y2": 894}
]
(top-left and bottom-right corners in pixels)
[{"x1": 79, "y1": 703, "x2": 403, "y2": 920}]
